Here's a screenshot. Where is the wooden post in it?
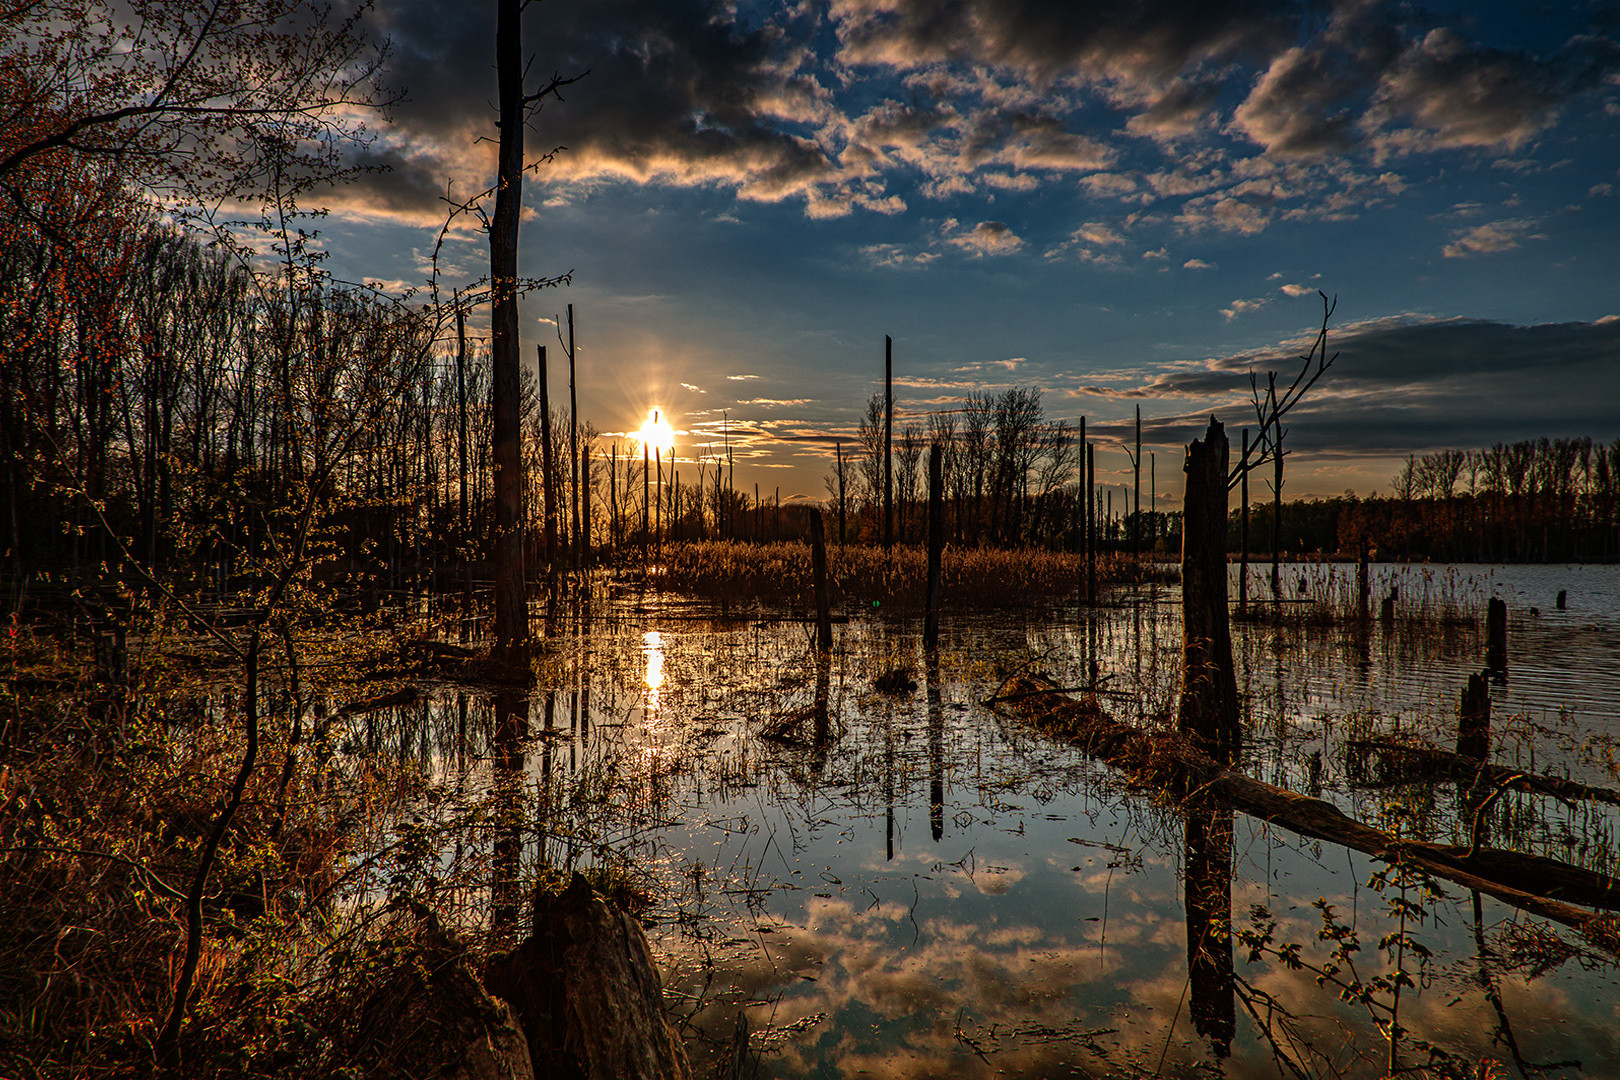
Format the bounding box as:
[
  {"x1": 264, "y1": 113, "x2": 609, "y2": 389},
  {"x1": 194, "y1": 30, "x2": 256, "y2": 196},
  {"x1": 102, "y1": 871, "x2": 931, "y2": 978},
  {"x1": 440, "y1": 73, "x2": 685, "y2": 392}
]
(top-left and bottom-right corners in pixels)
[
  {"x1": 1075, "y1": 417, "x2": 1085, "y2": 553},
  {"x1": 1239, "y1": 428, "x2": 1249, "y2": 614},
  {"x1": 1486, "y1": 596, "x2": 1508, "y2": 673},
  {"x1": 538, "y1": 345, "x2": 557, "y2": 579},
  {"x1": 810, "y1": 511, "x2": 832, "y2": 652},
  {"x1": 1556, "y1": 589, "x2": 1567, "y2": 611},
  {"x1": 883, "y1": 335, "x2": 893, "y2": 549},
  {"x1": 1150, "y1": 451, "x2": 1156, "y2": 554},
  {"x1": 1086, "y1": 443, "x2": 1096, "y2": 603},
  {"x1": 924, "y1": 442, "x2": 944, "y2": 650},
  {"x1": 1457, "y1": 670, "x2": 1491, "y2": 760},
  {"x1": 1178, "y1": 418, "x2": 1240, "y2": 760},
  {"x1": 642, "y1": 437, "x2": 649, "y2": 562},
  {"x1": 1133, "y1": 404, "x2": 1142, "y2": 556}
]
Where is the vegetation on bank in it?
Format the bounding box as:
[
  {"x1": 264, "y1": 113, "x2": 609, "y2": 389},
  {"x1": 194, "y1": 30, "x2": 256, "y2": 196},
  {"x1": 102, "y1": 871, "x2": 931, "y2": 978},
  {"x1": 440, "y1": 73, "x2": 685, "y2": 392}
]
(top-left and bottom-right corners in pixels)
[
  {"x1": 1227, "y1": 437, "x2": 1620, "y2": 563},
  {"x1": 658, "y1": 539, "x2": 1170, "y2": 608}
]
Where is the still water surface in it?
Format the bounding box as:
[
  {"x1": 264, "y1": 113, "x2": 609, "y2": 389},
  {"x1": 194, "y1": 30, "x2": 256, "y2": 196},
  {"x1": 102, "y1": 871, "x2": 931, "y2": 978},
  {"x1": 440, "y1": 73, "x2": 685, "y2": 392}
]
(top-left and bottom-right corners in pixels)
[{"x1": 378, "y1": 563, "x2": 1620, "y2": 1078}]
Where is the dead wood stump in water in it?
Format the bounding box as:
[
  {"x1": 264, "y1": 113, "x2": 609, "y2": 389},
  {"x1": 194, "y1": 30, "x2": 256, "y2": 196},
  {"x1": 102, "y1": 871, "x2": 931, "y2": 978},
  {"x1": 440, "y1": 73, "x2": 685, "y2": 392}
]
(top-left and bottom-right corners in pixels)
[
  {"x1": 485, "y1": 873, "x2": 691, "y2": 1080},
  {"x1": 1486, "y1": 596, "x2": 1508, "y2": 673},
  {"x1": 1456, "y1": 670, "x2": 1491, "y2": 761},
  {"x1": 1178, "y1": 418, "x2": 1240, "y2": 760}
]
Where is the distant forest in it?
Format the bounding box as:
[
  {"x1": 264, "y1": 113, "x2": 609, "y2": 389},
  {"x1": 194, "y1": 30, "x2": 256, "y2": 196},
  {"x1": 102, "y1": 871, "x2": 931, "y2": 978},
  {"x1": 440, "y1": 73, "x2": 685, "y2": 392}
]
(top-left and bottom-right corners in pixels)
[
  {"x1": 1, "y1": 209, "x2": 1142, "y2": 601},
  {"x1": 1232, "y1": 439, "x2": 1620, "y2": 563}
]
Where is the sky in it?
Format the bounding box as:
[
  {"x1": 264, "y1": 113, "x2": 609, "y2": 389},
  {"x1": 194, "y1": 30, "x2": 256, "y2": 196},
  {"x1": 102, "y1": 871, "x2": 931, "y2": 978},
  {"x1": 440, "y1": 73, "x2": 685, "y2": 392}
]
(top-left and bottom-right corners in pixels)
[{"x1": 310, "y1": 0, "x2": 1620, "y2": 508}]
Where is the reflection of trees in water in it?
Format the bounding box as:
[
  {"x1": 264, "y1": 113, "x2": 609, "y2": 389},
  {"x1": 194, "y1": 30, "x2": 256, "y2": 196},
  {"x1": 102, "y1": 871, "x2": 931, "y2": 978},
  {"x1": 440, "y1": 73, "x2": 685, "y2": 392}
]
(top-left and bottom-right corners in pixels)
[
  {"x1": 491, "y1": 690, "x2": 529, "y2": 949},
  {"x1": 1184, "y1": 806, "x2": 1235, "y2": 1059}
]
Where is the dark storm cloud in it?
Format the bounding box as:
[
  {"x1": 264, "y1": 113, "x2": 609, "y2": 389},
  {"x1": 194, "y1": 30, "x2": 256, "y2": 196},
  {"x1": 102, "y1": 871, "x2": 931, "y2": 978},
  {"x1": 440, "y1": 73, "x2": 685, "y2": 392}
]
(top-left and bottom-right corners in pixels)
[
  {"x1": 346, "y1": 0, "x2": 841, "y2": 222},
  {"x1": 833, "y1": 0, "x2": 1620, "y2": 159},
  {"x1": 832, "y1": 0, "x2": 1295, "y2": 84},
  {"x1": 1092, "y1": 316, "x2": 1620, "y2": 455},
  {"x1": 334, "y1": 0, "x2": 1618, "y2": 228}
]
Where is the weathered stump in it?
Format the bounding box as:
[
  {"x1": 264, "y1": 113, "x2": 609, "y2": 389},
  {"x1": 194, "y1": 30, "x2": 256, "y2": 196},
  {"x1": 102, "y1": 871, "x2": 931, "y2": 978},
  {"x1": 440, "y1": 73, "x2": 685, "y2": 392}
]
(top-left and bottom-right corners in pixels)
[
  {"x1": 486, "y1": 874, "x2": 691, "y2": 1080},
  {"x1": 1178, "y1": 418, "x2": 1240, "y2": 759},
  {"x1": 1486, "y1": 596, "x2": 1508, "y2": 673},
  {"x1": 809, "y1": 511, "x2": 832, "y2": 652},
  {"x1": 1456, "y1": 670, "x2": 1491, "y2": 761},
  {"x1": 923, "y1": 443, "x2": 944, "y2": 650}
]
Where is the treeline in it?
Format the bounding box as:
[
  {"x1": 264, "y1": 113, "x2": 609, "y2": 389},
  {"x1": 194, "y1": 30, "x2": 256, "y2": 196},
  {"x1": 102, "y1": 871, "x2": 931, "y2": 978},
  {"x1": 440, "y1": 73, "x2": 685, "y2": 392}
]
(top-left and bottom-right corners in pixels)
[
  {"x1": 823, "y1": 389, "x2": 1171, "y2": 553},
  {"x1": 0, "y1": 200, "x2": 634, "y2": 599},
  {"x1": 2, "y1": 193, "x2": 1173, "y2": 604},
  {"x1": 1222, "y1": 437, "x2": 1620, "y2": 562}
]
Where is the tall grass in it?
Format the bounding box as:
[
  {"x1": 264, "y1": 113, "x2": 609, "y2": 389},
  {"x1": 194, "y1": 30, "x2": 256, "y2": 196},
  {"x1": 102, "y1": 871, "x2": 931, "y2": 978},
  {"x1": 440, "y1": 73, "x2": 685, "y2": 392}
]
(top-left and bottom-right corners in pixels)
[{"x1": 659, "y1": 540, "x2": 1172, "y2": 608}]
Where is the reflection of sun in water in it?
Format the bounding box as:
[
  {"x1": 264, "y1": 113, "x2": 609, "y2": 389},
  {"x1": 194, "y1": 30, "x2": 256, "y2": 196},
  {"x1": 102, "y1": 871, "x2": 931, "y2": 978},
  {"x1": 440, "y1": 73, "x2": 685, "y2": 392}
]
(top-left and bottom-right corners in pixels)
[{"x1": 642, "y1": 630, "x2": 665, "y2": 712}]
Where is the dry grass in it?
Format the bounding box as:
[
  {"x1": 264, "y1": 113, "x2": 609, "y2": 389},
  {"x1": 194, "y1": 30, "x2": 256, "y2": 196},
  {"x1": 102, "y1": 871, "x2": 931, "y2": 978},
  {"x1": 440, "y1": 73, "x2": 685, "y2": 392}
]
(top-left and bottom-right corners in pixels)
[
  {"x1": 660, "y1": 540, "x2": 1171, "y2": 608},
  {"x1": 0, "y1": 628, "x2": 453, "y2": 1079}
]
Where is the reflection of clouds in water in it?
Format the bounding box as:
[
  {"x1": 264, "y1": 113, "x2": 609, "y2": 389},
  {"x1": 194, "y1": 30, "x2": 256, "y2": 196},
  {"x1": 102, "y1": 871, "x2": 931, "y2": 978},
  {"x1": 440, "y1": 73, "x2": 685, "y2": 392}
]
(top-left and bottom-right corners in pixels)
[{"x1": 663, "y1": 880, "x2": 1620, "y2": 1079}]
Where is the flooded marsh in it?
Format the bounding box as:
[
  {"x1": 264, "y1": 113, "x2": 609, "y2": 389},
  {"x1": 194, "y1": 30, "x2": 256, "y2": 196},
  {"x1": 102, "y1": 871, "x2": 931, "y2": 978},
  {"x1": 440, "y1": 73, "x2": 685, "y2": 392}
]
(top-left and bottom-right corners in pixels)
[{"x1": 368, "y1": 562, "x2": 1620, "y2": 1079}]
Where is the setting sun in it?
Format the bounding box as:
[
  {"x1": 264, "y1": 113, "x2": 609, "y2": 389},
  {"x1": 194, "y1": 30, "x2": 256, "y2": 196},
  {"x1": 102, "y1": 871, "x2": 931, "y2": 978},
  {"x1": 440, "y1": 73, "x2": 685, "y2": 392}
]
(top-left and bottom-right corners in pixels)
[{"x1": 636, "y1": 409, "x2": 675, "y2": 454}]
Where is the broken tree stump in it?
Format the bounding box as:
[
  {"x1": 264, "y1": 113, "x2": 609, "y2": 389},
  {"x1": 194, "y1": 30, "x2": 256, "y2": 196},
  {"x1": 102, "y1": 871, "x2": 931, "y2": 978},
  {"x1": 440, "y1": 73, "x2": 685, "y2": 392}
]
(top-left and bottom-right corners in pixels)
[
  {"x1": 1456, "y1": 670, "x2": 1491, "y2": 761},
  {"x1": 1178, "y1": 418, "x2": 1240, "y2": 759},
  {"x1": 485, "y1": 873, "x2": 691, "y2": 1080},
  {"x1": 1486, "y1": 596, "x2": 1508, "y2": 673}
]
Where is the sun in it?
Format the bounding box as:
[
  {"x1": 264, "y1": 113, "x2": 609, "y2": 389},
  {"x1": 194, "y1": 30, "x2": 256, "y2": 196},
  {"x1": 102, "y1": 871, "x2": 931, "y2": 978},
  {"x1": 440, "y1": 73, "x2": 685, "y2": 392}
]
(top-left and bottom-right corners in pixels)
[{"x1": 636, "y1": 409, "x2": 675, "y2": 453}]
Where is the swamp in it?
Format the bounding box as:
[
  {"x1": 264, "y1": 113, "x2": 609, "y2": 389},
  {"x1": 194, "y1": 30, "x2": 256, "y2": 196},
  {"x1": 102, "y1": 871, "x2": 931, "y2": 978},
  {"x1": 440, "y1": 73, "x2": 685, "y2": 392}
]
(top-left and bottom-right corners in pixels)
[
  {"x1": 13, "y1": 548, "x2": 1614, "y2": 1078},
  {"x1": 409, "y1": 557, "x2": 1620, "y2": 1079}
]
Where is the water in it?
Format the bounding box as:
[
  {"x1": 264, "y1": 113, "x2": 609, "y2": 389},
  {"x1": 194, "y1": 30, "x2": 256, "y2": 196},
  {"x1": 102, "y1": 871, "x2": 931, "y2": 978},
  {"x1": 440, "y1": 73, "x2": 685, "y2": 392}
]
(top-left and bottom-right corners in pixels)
[{"x1": 366, "y1": 563, "x2": 1620, "y2": 1078}]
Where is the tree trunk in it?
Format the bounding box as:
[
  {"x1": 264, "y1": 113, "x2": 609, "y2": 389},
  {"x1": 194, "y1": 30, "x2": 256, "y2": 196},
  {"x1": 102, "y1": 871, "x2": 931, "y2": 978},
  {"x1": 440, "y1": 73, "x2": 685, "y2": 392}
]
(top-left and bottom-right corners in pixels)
[
  {"x1": 1179, "y1": 418, "x2": 1239, "y2": 758},
  {"x1": 883, "y1": 335, "x2": 893, "y2": 549},
  {"x1": 489, "y1": 0, "x2": 528, "y2": 659},
  {"x1": 924, "y1": 443, "x2": 943, "y2": 649},
  {"x1": 538, "y1": 345, "x2": 557, "y2": 580}
]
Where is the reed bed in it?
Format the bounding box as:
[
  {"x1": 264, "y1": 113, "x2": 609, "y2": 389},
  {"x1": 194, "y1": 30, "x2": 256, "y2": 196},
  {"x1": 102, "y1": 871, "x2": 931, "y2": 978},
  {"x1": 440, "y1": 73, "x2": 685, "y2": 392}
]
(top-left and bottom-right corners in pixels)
[{"x1": 658, "y1": 540, "x2": 1173, "y2": 608}]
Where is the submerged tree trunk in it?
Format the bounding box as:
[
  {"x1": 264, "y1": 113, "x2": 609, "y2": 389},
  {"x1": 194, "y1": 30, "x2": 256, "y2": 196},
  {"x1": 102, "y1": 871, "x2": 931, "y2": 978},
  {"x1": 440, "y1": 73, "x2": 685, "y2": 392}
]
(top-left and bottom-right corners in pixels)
[
  {"x1": 1179, "y1": 418, "x2": 1240, "y2": 758},
  {"x1": 489, "y1": 0, "x2": 528, "y2": 659}
]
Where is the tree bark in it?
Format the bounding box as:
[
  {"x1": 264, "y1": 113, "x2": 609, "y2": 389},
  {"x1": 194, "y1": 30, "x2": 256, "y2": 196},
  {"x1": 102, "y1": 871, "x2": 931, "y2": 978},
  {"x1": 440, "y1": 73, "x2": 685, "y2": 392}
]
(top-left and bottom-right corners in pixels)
[{"x1": 489, "y1": 0, "x2": 528, "y2": 659}]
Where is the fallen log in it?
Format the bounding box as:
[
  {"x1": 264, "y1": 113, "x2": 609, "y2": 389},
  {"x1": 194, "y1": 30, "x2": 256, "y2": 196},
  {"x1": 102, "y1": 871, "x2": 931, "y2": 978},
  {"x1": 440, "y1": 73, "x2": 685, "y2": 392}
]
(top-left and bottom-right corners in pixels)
[
  {"x1": 1347, "y1": 737, "x2": 1620, "y2": 809},
  {"x1": 995, "y1": 674, "x2": 1620, "y2": 950}
]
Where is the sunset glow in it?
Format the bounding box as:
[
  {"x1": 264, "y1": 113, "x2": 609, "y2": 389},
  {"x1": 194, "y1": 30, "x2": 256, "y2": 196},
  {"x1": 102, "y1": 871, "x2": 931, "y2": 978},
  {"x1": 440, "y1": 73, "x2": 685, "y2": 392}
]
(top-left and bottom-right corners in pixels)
[{"x1": 636, "y1": 410, "x2": 675, "y2": 455}]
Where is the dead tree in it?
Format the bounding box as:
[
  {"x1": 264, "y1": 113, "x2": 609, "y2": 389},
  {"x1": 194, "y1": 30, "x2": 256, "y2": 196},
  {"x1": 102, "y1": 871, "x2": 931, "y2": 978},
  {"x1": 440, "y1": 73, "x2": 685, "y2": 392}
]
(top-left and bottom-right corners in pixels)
[{"x1": 1178, "y1": 294, "x2": 1339, "y2": 752}]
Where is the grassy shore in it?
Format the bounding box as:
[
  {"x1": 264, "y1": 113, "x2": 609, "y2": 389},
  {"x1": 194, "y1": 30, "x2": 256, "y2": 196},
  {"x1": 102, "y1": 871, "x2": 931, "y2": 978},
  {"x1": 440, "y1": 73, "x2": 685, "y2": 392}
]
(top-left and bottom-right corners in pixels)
[{"x1": 658, "y1": 540, "x2": 1173, "y2": 608}]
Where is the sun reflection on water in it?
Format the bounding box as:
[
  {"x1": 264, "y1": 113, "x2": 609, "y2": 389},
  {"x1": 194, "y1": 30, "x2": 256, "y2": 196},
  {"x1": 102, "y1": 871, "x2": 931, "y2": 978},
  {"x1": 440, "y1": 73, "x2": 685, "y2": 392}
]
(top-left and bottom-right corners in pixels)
[{"x1": 643, "y1": 629, "x2": 665, "y2": 711}]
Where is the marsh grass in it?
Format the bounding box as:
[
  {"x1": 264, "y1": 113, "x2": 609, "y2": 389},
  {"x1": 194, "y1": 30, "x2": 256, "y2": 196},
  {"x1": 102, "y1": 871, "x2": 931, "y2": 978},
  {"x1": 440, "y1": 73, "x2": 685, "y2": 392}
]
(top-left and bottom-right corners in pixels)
[
  {"x1": 0, "y1": 625, "x2": 494, "y2": 1078},
  {"x1": 660, "y1": 540, "x2": 1170, "y2": 609}
]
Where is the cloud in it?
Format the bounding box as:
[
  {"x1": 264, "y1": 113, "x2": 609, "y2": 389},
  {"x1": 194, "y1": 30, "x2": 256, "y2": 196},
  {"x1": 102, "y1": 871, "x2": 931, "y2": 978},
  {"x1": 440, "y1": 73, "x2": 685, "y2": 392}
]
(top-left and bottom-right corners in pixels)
[
  {"x1": 1183, "y1": 258, "x2": 1214, "y2": 270},
  {"x1": 325, "y1": 0, "x2": 1620, "y2": 247},
  {"x1": 1100, "y1": 316, "x2": 1620, "y2": 456},
  {"x1": 1220, "y1": 297, "x2": 1270, "y2": 320},
  {"x1": 1442, "y1": 218, "x2": 1543, "y2": 258},
  {"x1": 945, "y1": 220, "x2": 1023, "y2": 256},
  {"x1": 728, "y1": 374, "x2": 762, "y2": 381},
  {"x1": 1279, "y1": 283, "x2": 1313, "y2": 296}
]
